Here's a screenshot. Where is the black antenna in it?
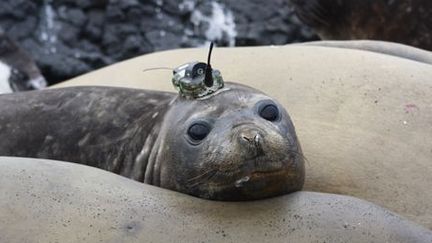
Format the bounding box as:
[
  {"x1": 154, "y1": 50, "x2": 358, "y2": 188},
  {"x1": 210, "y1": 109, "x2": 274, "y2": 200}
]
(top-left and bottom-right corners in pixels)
[{"x1": 204, "y1": 42, "x2": 214, "y2": 87}]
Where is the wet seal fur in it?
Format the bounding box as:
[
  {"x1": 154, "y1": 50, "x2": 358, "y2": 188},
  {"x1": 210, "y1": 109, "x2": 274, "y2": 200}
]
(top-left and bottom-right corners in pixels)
[{"x1": 0, "y1": 83, "x2": 304, "y2": 200}]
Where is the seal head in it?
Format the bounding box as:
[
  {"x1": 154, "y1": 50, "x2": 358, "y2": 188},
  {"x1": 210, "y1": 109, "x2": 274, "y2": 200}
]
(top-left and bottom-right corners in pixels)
[
  {"x1": 146, "y1": 83, "x2": 305, "y2": 200},
  {"x1": 0, "y1": 29, "x2": 47, "y2": 93}
]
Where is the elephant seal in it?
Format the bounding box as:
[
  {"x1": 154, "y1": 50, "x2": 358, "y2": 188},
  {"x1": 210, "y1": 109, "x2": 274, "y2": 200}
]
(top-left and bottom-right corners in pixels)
[
  {"x1": 0, "y1": 157, "x2": 431, "y2": 243},
  {"x1": 0, "y1": 28, "x2": 47, "y2": 93},
  {"x1": 0, "y1": 84, "x2": 304, "y2": 201},
  {"x1": 291, "y1": 0, "x2": 432, "y2": 51}
]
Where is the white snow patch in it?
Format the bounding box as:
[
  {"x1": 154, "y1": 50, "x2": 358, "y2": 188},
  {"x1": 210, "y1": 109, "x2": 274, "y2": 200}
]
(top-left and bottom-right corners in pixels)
[
  {"x1": 0, "y1": 61, "x2": 13, "y2": 94},
  {"x1": 191, "y1": 2, "x2": 237, "y2": 46}
]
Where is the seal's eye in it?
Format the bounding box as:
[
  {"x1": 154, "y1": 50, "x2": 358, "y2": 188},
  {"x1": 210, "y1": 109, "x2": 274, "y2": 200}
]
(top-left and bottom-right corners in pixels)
[
  {"x1": 259, "y1": 104, "x2": 279, "y2": 121},
  {"x1": 188, "y1": 122, "x2": 210, "y2": 141}
]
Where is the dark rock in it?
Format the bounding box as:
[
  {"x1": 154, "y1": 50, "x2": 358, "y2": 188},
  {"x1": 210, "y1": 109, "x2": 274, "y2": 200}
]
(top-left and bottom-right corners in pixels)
[
  {"x1": 55, "y1": 0, "x2": 108, "y2": 9},
  {"x1": 6, "y1": 17, "x2": 38, "y2": 40},
  {"x1": 58, "y1": 22, "x2": 81, "y2": 45},
  {"x1": 58, "y1": 8, "x2": 87, "y2": 27},
  {"x1": 83, "y1": 10, "x2": 105, "y2": 42},
  {"x1": 161, "y1": 0, "x2": 183, "y2": 15},
  {"x1": 122, "y1": 35, "x2": 153, "y2": 59},
  {"x1": 117, "y1": 0, "x2": 140, "y2": 10},
  {"x1": 146, "y1": 30, "x2": 181, "y2": 51},
  {"x1": 140, "y1": 4, "x2": 157, "y2": 16},
  {"x1": 0, "y1": 1, "x2": 38, "y2": 20},
  {"x1": 105, "y1": 4, "x2": 126, "y2": 22}
]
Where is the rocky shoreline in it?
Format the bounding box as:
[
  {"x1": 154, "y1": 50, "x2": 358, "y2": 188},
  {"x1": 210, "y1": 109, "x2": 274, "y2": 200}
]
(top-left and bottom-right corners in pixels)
[{"x1": 0, "y1": 0, "x2": 317, "y2": 84}]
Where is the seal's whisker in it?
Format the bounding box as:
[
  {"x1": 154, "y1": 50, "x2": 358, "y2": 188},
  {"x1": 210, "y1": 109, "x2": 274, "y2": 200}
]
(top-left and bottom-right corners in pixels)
[
  {"x1": 187, "y1": 173, "x2": 217, "y2": 188},
  {"x1": 186, "y1": 168, "x2": 218, "y2": 183},
  {"x1": 142, "y1": 67, "x2": 173, "y2": 73},
  {"x1": 211, "y1": 164, "x2": 242, "y2": 175},
  {"x1": 186, "y1": 170, "x2": 218, "y2": 188},
  {"x1": 286, "y1": 149, "x2": 310, "y2": 167}
]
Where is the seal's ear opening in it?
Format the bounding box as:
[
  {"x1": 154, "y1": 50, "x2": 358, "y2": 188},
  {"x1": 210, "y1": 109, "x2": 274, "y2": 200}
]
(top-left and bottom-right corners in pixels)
[{"x1": 204, "y1": 42, "x2": 214, "y2": 88}]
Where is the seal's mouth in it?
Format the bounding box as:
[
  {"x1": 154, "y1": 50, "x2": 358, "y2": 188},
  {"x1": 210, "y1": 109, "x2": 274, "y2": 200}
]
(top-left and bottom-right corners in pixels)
[
  {"x1": 216, "y1": 153, "x2": 298, "y2": 186},
  {"x1": 251, "y1": 169, "x2": 287, "y2": 178},
  {"x1": 184, "y1": 154, "x2": 305, "y2": 201},
  {"x1": 184, "y1": 150, "x2": 304, "y2": 201}
]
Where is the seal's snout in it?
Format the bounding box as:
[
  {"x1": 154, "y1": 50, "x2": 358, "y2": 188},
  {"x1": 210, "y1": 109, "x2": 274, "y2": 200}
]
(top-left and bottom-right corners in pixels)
[
  {"x1": 238, "y1": 128, "x2": 265, "y2": 157},
  {"x1": 239, "y1": 129, "x2": 261, "y2": 144}
]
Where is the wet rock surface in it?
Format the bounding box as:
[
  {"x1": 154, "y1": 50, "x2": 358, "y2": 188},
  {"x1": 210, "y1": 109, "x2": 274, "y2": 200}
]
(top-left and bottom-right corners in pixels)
[{"x1": 0, "y1": 0, "x2": 317, "y2": 84}]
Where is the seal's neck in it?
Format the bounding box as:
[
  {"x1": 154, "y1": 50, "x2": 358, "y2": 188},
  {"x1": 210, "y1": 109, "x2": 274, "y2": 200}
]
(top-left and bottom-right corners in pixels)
[{"x1": 116, "y1": 96, "x2": 174, "y2": 182}]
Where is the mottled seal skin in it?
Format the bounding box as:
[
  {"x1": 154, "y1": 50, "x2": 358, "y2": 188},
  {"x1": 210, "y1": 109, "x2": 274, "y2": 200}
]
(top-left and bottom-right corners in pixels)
[
  {"x1": 0, "y1": 84, "x2": 304, "y2": 200},
  {"x1": 291, "y1": 0, "x2": 432, "y2": 51}
]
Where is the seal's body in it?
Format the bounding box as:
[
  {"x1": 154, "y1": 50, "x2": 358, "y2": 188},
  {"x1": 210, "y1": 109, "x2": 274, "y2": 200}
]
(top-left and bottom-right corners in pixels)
[
  {"x1": 291, "y1": 0, "x2": 432, "y2": 51},
  {"x1": 50, "y1": 42, "x2": 432, "y2": 228},
  {"x1": 0, "y1": 84, "x2": 304, "y2": 200},
  {"x1": 1, "y1": 157, "x2": 431, "y2": 243}
]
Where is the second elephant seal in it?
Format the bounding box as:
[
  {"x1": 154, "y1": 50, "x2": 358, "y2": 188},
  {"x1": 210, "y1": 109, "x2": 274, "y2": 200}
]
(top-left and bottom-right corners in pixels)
[{"x1": 291, "y1": 0, "x2": 432, "y2": 51}]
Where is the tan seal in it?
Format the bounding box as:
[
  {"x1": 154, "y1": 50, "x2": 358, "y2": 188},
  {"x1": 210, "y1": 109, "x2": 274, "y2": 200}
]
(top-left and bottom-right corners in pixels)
[
  {"x1": 0, "y1": 157, "x2": 430, "y2": 243},
  {"x1": 55, "y1": 41, "x2": 432, "y2": 228}
]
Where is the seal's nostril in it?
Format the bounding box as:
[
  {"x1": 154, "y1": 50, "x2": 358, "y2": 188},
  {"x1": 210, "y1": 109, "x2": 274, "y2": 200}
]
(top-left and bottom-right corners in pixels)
[
  {"x1": 239, "y1": 130, "x2": 265, "y2": 157},
  {"x1": 242, "y1": 135, "x2": 251, "y2": 142},
  {"x1": 254, "y1": 134, "x2": 261, "y2": 144},
  {"x1": 240, "y1": 130, "x2": 262, "y2": 147}
]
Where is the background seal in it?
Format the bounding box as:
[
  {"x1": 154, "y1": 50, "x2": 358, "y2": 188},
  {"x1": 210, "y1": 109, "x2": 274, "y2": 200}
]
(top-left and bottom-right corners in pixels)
[
  {"x1": 52, "y1": 42, "x2": 432, "y2": 228},
  {"x1": 291, "y1": 0, "x2": 432, "y2": 51},
  {"x1": 0, "y1": 28, "x2": 46, "y2": 93},
  {"x1": 0, "y1": 157, "x2": 431, "y2": 243}
]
